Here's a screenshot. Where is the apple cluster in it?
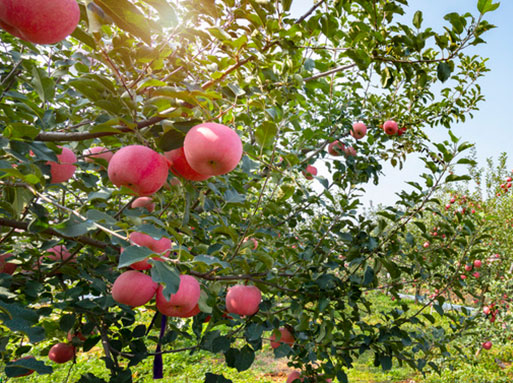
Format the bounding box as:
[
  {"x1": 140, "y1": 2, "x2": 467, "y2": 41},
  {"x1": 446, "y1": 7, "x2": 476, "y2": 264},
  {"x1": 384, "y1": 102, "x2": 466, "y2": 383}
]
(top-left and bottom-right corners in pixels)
[
  {"x1": 44, "y1": 123, "x2": 242, "y2": 195},
  {"x1": 496, "y1": 175, "x2": 512, "y2": 197},
  {"x1": 304, "y1": 121, "x2": 368, "y2": 180},
  {"x1": 110, "y1": 270, "x2": 263, "y2": 321},
  {"x1": 444, "y1": 194, "x2": 479, "y2": 215},
  {"x1": 316, "y1": 120, "x2": 407, "y2": 178}
]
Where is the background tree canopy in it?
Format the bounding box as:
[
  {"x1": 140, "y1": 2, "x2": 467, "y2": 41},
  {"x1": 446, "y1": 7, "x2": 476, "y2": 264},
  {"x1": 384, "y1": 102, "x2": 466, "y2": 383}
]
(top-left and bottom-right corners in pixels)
[{"x1": 0, "y1": 0, "x2": 503, "y2": 382}]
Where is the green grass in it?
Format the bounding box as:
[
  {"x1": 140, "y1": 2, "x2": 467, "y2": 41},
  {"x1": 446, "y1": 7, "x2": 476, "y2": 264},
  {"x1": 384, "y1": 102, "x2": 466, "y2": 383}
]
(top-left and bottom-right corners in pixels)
[
  {"x1": 6, "y1": 293, "x2": 513, "y2": 383},
  {"x1": 13, "y1": 346, "x2": 283, "y2": 383}
]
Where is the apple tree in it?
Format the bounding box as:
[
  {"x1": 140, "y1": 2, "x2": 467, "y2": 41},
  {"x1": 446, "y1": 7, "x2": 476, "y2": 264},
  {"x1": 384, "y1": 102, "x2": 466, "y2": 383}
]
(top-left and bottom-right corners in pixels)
[{"x1": 0, "y1": 0, "x2": 501, "y2": 381}]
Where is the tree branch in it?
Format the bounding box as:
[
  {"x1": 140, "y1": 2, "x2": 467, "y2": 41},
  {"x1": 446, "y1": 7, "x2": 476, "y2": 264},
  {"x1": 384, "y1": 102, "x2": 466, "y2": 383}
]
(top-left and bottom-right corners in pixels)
[
  {"x1": 0, "y1": 217, "x2": 113, "y2": 249},
  {"x1": 34, "y1": 115, "x2": 168, "y2": 142},
  {"x1": 295, "y1": 0, "x2": 328, "y2": 24},
  {"x1": 303, "y1": 63, "x2": 357, "y2": 82}
]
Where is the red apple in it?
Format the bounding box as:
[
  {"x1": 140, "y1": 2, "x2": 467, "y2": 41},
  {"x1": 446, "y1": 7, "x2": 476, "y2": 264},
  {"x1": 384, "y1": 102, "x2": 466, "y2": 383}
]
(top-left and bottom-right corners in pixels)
[
  {"x1": 155, "y1": 275, "x2": 201, "y2": 317},
  {"x1": 0, "y1": 253, "x2": 17, "y2": 274},
  {"x1": 164, "y1": 147, "x2": 211, "y2": 181},
  {"x1": 474, "y1": 259, "x2": 482, "y2": 268},
  {"x1": 176, "y1": 304, "x2": 200, "y2": 318},
  {"x1": 244, "y1": 237, "x2": 258, "y2": 250},
  {"x1": 225, "y1": 284, "x2": 261, "y2": 316},
  {"x1": 464, "y1": 265, "x2": 472, "y2": 272},
  {"x1": 482, "y1": 341, "x2": 492, "y2": 350},
  {"x1": 344, "y1": 145, "x2": 357, "y2": 156},
  {"x1": 483, "y1": 306, "x2": 491, "y2": 315},
  {"x1": 83, "y1": 147, "x2": 113, "y2": 163},
  {"x1": 350, "y1": 122, "x2": 367, "y2": 139},
  {"x1": 108, "y1": 145, "x2": 169, "y2": 196},
  {"x1": 0, "y1": 0, "x2": 80, "y2": 44},
  {"x1": 383, "y1": 120, "x2": 398, "y2": 135},
  {"x1": 473, "y1": 272, "x2": 480, "y2": 278},
  {"x1": 47, "y1": 146, "x2": 76, "y2": 183},
  {"x1": 131, "y1": 197, "x2": 155, "y2": 213},
  {"x1": 48, "y1": 343, "x2": 75, "y2": 363},
  {"x1": 183, "y1": 123, "x2": 242, "y2": 176},
  {"x1": 270, "y1": 327, "x2": 295, "y2": 349},
  {"x1": 127, "y1": 232, "x2": 172, "y2": 270},
  {"x1": 45, "y1": 245, "x2": 74, "y2": 262},
  {"x1": 67, "y1": 331, "x2": 86, "y2": 343},
  {"x1": 303, "y1": 165, "x2": 317, "y2": 180},
  {"x1": 286, "y1": 371, "x2": 303, "y2": 383},
  {"x1": 111, "y1": 270, "x2": 158, "y2": 307},
  {"x1": 328, "y1": 140, "x2": 344, "y2": 156}
]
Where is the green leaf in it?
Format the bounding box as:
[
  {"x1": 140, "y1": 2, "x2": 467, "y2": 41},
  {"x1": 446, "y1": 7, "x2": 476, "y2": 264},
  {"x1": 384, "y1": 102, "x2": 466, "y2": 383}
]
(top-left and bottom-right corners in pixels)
[
  {"x1": 413, "y1": 11, "x2": 423, "y2": 29},
  {"x1": 204, "y1": 373, "x2": 233, "y2": 383},
  {"x1": 0, "y1": 301, "x2": 45, "y2": 342},
  {"x1": 77, "y1": 372, "x2": 108, "y2": 383},
  {"x1": 346, "y1": 48, "x2": 371, "y2": 70},
  {"x1": 244, "y1": 323, "x2": 263, "y2": 341},
  {"x1": 273, "y1": 343, "x2": 292, "y2": 358},
  {"x1": 118, "y1": 246, "x2": 153, "y2": 268},
  {"x1": 456, "y1": 158, "x2": 476, "y2": 165},
  {"x1": 363, "y1": 266, "x2": 375, "y2": 286},
  {"x1": 224, "y1": 346, "x2": 255, "y2": 372},
  {"x1": 255, "y1": 121, "x2": 277, "y2": 148},
  {"x1": 11, "y1": 187, "x2": 33, "y2": 218},
  {"x1": 194, "y1": 254, "x2": 229, "y2": 269},
  {"x1": 29, "y1": 142, "x2": 58, "y2": 162},
  {"x1": 380, "y1": 355, "x2": 392, "y2": 371},
  {"x1": 134, "y1": 224, "x2": 168, "y2": 239},
  {"x1": 227, "y1": 83, "x2": 245, "y2": 97},
  {"x1": 53, "y1": 217, "x2": 95, "y2": 237},
  {"x1": 281, "y1": 0, "x2": 293, "y2": 11},
  {"x1": 83, "y1": 336, "x2": 101, "y2": 352},
  {"x1": 444, "y1": 12, "x2": 465, "y2": 34},
  {"x1": 224, "y1": 189, "x2": 246, "y2": 204},
  {"x1": 86, "y1": 210, "x2": 117, "y2": 226},
  {"x1": 197, "y1": 290, "x2": 212, "y2": 314},
  {"x1": 157, "y1": 128, "x2": 186, "y2": 151},
  {"x1": 337, "y1": 370, "x2": 348, "y2": 383},
  {"x1": 477, "y1": 0, "x2": 500, "y2": 14},
  {"x1": 5, "y1": 357, "x2": 52, "y2": 377},
  {"x1": 149, "y1": 261, "x2": 180, "y2": 300},
  {"x1": 433, "y1": 304, "x2": 444, "y2": 316},
  {"x1": 5, "y1": 123, "x2": 40, "y2": 140},
  {"x1": 59, "y1": 314, "x2": 75, "y2": 332},
  {"x1": 93, "y1": 0, "x2": 157, "y2": 44},
  {"x1": 445, "y1": 174, "x2": 471, "y2": 182},
  {"x1": 212, "y1": 336, "x2": 231, "y2": 353},
  {"x1": 88, "y1": 191, "x2": 113, "y2": 202},
  {"x1": 31, "y1": 67, "x2": 55, "y2": 103},
  {"x1": 457, "y1": 142, "x2": 474, "y2": 152},
  {"x1": 141, "y1": 0, "x2": 178, "y2": 27},
  {"x1": 437, "y1": 62, "x2": 452, "y2": 82},
  {"x1": 71, "y1": 27, "x2": 97, "y2": 49}
]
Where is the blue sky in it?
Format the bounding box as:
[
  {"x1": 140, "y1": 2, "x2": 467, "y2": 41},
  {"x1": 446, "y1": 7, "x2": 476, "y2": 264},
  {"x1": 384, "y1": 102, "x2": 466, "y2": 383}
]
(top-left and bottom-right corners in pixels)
[{"x1": 290, "y1": 1, "x2": 512, "y2": 206}]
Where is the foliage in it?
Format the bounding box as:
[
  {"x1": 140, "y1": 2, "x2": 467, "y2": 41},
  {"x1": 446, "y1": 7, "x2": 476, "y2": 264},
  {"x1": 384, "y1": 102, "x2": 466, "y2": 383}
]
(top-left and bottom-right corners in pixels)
[{"x1": 0, "y1": 0, "x2": 502, "y2": 382}]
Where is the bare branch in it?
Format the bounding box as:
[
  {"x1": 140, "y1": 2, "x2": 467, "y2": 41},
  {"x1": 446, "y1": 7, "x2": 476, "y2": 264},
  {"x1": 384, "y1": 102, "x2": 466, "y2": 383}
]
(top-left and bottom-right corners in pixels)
[
  {"x1": 303, "y1": 63, "x2": 357, "y2": 82},
  {"x1": 295, "y1": 0, "x2": 328, "y2": 24}
]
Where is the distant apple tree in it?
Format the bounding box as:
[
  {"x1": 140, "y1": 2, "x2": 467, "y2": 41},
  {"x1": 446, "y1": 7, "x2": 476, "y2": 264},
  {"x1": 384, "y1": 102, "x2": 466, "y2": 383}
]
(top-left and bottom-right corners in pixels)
[{"x1": 0, "y1": 0, "x2": 501, "y2": 382}]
